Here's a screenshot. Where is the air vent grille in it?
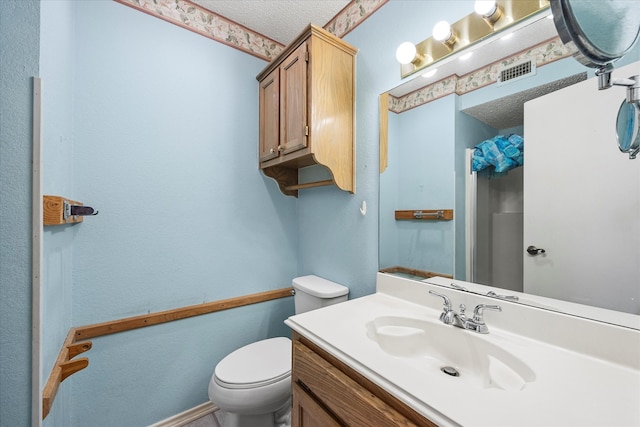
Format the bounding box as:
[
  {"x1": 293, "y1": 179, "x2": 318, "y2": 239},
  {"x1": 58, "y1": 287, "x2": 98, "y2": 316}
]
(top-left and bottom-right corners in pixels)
[{"x1": 497, "y1": 60, "x2": 536, "y2": 86}]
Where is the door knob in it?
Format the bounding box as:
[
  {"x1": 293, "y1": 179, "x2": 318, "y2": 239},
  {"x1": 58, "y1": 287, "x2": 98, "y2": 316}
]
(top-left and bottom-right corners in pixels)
[{"x1": 527, "y1": 245, "x2": 546, "y2": 255}]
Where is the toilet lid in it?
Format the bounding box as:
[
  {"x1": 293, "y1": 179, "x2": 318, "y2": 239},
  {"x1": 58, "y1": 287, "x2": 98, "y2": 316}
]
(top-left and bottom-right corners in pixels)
[{"x1": 214, "y1": 337, "x2": 292, "y2": 390}]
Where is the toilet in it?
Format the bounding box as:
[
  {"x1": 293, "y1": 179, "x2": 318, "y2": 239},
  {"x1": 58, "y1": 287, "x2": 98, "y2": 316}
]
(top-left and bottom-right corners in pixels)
[{"x1": 208, "y1": 275, "x2": 349, "y2": 427}]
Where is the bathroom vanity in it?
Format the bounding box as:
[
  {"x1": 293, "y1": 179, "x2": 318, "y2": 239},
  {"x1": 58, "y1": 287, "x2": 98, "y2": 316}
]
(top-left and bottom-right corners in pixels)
[
  {"x1": 292, "y1": 334, "x2": 433, "y2": 426},
  {"x1": 285, "y1": 273, "x2": 640, "y2": 427}
]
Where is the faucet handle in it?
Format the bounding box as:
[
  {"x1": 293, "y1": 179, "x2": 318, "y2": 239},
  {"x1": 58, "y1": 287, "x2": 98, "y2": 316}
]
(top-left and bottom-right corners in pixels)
[
  {"x1": 458, "y1": 304, "x2": 467, "y2": 320},
  {"x1": 429, "y1": 290, "x2": 452, "y2": 310},
  {"x1": 472, "y1": 304, "x2": 502, "y2": 323}
]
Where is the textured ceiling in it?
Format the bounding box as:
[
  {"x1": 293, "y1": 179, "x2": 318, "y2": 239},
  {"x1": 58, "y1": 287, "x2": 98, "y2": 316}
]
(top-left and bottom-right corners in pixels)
[
  {"x1": 462, "y1": 72, "x2": 588, "y2": 129},
  {"x1": 191, "y1": 0, "x2": 351, "y2": 45}
]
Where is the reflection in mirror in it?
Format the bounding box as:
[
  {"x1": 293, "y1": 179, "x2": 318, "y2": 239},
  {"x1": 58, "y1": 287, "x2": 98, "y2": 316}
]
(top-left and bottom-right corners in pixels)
[
  {"x1": 380, "y1": 3, "x2": 640, "y2": 330},
  {"x1": 552, "y1": 0, "x2": 640, "y2": 160},
  {"x1": 552, "y1": 0, "x2": 640, "y2": 69},
  {"x1": 616, "y1": 99, "x2": 640, "y2": 158}
]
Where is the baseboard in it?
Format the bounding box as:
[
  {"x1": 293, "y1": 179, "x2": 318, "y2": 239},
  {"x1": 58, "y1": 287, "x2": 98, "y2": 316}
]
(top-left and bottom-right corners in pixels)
[{"x1": 148, "y1": 401, "x2": 218, "y2": 427}]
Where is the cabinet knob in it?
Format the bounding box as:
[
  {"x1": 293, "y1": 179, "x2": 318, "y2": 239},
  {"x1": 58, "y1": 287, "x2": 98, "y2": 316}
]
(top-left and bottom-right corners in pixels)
[
  {"x1": 278, "y1": 145, "x2": 285, "y2": 152},
  {"x1": 269, "y1": 148, "x2": 275, "y2": 154}
]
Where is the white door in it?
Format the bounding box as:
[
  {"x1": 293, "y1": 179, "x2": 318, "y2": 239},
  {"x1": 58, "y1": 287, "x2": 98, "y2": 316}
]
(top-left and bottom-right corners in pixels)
[{"x1": 523, "y1": 61, "x2": 640, "y2": 314}]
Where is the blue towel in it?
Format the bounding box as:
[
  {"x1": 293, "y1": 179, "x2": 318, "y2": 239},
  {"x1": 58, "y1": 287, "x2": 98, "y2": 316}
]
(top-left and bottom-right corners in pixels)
[{"x1": 472, "y1": 134, "x2": 523, "y2": 174}]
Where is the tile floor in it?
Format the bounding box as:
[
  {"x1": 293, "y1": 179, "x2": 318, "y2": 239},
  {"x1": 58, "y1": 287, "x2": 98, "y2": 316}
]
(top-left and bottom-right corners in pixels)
[{"x1": 183, "y1": 411, "x2": 223, "y2": 427}]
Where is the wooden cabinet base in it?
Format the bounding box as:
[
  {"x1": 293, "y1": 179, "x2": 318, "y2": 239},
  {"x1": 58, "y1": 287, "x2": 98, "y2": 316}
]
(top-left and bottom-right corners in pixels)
[{"x1": 292, "y1": 333, "x2": 437, "y2": 427}]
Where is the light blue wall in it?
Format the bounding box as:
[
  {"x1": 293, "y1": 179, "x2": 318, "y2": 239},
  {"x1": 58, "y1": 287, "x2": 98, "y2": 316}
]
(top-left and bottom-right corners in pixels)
[
  {"x1": 7, "y1": 1, "x2": 638, "y2": 426},
  {"x1": 40, "y1": 2, "x2": 76, "y2": 425},
  {"x1": 300, "y1": 0, "x2": 474, "y2": 297},
  {"x1": 0, "y1": 1, "x2": 40, "y2": 426},
  {"x1": 38, "y1": 1, "x2": 298, "y2": 425},
  {"x1": 69, "y1": 0, "x2": 297, "y2": 324},
  {"x1": 380, "y1": 95, "x2": 457, "y2": 276}
]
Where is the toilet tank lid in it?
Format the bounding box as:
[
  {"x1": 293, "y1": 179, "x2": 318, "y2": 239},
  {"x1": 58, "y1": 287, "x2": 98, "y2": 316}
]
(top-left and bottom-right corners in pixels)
[{"x1": 292, "y1": 275, "x2": 349, "y2": 298}]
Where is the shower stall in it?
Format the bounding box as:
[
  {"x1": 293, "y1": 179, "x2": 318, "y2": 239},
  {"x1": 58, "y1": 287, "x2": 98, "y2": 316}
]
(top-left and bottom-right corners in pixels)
[{"x1": 465, "y1": 147, "x2": 524, "y2": 293}]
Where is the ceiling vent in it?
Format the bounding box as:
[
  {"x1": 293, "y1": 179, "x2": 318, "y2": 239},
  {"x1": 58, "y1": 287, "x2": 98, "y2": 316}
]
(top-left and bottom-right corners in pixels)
[{"x1": 497, "y1": 60, "x2": 536, "y2": 86}]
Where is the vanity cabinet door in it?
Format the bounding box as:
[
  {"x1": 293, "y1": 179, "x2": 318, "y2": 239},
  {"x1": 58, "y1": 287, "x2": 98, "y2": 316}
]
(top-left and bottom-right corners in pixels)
[
  {"x1": 292, "y1": 340, "x2": 422, "y2": 427},
  {"x1": 292, "y1": 382, "x2": 342, "y2": 427}
]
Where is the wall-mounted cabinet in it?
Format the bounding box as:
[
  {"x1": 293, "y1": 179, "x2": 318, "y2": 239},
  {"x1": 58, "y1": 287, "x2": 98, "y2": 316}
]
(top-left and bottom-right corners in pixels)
[{"x1": 257, "y1": 24, "x2": 357, "y2": 197}]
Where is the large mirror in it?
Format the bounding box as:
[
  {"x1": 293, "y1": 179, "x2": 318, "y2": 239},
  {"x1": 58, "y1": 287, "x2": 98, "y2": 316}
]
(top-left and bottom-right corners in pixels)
[{"x1": 380, "y1": 1, "x2": 640, "y2": 329}]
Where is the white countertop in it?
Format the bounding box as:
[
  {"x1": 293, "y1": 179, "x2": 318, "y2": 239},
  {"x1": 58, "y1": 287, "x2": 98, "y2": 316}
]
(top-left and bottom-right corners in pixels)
[{"x1": 286, "y1": 273, "x2": 640, "y2": 427}]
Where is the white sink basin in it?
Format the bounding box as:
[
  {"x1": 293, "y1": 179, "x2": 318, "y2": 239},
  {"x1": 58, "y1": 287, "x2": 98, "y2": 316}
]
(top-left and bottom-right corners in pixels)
[
  {"x1": 366, "y1": 316, "x2": 536, "y2": 391},
  {"x1": 286, "y1": 274, "x2": 640, "y2": 427}
]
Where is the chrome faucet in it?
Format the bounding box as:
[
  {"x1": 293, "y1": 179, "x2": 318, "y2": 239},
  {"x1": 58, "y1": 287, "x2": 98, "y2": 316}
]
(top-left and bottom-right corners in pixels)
[
  {"x1": 486, "y1": 290, "x2": 519, "y2": 301},
  {"x1": 464, "y1": 304, "x2": 502, "y2": 334},
  {"x1": 428, "y1": 290, "x2": 464, "y2": 327},
  {"x1": 429, "y1": 290, "x2": 501, "y2": 334}
]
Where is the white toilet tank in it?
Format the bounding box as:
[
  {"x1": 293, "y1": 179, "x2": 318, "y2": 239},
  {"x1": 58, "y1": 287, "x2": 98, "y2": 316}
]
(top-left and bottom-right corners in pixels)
[{"x1": 292, "y1": 275, "x2": 349, "y2": 314}]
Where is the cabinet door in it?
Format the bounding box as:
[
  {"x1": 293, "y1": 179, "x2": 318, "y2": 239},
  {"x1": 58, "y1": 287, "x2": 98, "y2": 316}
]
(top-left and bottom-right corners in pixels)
[
  {"x1": 293, "y1": 341, "x2": 420, "y2": 427},
  {"x1": 292, "y1": 382, "x2": 342, "y2": 427},
  {"x1": 259, "y1": 67, "x2": 280, "y2": 162},
  {"x1": 280, "y1": 42, "x2": 308, "y2": 155}
]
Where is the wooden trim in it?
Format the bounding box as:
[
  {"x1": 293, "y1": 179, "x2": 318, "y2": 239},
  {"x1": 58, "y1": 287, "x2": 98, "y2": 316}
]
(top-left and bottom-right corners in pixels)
[
  {"x1": 74, "y1": 287, "x2": 294, "y2": 340},
  {"x1": 285, "y1": 179, "x2": 334, "y2": 192},
  {"x1": 379, "y1": 92, "x2": 389, "y2": 173},
  {"x1": 42, "y1": 329, "x2": 92, "y2": 419},
  {"x1": 43, "y1": 287, "x2": 293, "y2": 419},
  {"x1": 395, "y1": 209, "x2": 453, "y2": 221},
  {"x1": 380, "y1": 266, "x2": 453, "y2": 280}
]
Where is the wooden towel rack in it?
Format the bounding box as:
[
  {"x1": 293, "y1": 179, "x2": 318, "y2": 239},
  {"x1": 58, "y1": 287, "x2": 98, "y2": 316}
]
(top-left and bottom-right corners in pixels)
[{"x1": 395, "y1": 209, "x2": 453, "y2": 221}]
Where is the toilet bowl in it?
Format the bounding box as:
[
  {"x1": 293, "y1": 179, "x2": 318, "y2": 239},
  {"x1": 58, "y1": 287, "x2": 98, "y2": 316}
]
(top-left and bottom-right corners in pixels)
[
  {"x1": 208, "y1": 275, "x2": 349, "y2": 427},
  {"x1": 208, "y1": 337, "x2": 292, "y2": 427}
]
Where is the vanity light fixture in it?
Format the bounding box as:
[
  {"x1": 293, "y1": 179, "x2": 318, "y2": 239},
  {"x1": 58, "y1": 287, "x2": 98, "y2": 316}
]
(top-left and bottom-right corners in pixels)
[
  {"x1": 395, "y1": 42, "x2": 426, "y2": 65},
  {"x1": 432, "y1": 20, "x2": 457, "y2": 49},
  {"x1": 395, "y1": 0, "x2": 550, "y2": 79},
  {"x1": 474, "y1": 0, "x2": 503, "y2": 26}
]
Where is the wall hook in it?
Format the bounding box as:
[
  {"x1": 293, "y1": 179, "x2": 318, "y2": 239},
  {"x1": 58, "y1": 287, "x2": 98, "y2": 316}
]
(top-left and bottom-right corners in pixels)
[{"x1": 64, "y1": 201, "x2": 98, "y2": 220}]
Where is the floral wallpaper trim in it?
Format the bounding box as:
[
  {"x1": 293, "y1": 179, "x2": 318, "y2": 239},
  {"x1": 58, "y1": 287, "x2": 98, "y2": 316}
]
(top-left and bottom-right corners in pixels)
[
  {"x1": 325, "y1": 0, "x2": 389, "y2": 39},
  {"x1": 114, "y1": 0, "x2": 386, "y2": 62},
  {"x1": 390, "y1": 36, "x2": 578, "y2": 114},
  {"x1": 114, "y1": 0, "x2": 286, "y2": 61}
]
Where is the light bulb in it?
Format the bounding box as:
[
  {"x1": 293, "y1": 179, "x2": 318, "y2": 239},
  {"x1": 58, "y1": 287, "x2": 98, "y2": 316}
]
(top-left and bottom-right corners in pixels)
[
  {"x1": 432, "y1": 21, "x2": 452, "y2": 42},
  {"x1": 474, "y1": 0, "x2": 497, "y2": 17},
  {"x1": 396, "y1": 42, "x2": 417, "y2": 65}
]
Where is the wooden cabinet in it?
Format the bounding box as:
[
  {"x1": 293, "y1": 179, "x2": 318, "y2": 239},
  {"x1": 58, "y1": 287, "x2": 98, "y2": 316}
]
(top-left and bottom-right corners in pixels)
[
  {"x1": 291, "y1": 334, "x2": 438, "y2": 427},
  {"x1": 257, "y1": 24, "x2": 357, "y2": 197}
]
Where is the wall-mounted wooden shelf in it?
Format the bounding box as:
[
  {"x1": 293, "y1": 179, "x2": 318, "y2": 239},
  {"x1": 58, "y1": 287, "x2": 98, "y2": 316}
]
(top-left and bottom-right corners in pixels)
[{"x1": 395, "y1": 209, "x2": 454, "y2": 221}]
